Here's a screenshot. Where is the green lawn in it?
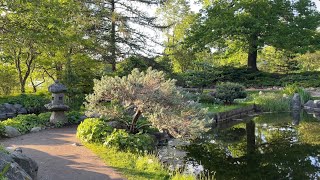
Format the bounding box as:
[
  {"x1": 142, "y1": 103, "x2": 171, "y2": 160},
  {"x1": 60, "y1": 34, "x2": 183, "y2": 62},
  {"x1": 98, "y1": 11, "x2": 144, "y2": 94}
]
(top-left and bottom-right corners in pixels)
[{"x1": 83, "y1": 143, "x2": 196, "y2": 180}]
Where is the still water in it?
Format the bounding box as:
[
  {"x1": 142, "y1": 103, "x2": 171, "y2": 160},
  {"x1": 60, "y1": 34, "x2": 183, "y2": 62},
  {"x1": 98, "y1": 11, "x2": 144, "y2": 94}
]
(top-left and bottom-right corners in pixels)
[{"x1": 184, "y1": 112, "x2": 320, "y2": 179}]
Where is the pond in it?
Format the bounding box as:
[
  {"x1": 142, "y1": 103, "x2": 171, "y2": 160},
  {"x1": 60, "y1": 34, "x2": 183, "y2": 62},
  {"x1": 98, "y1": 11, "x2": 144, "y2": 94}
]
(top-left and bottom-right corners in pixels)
[
  {"x1": 158, "y1": 111, "x2": 320, "y2": 179},
  {"x1": 184, "y1": 111, "x2": 320, "y2": 179}
]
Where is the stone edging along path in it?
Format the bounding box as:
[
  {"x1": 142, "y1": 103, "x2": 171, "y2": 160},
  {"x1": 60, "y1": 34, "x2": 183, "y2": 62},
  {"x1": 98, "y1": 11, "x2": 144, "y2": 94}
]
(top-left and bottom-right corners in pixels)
[{"x1": 0, "y1": 126, "x2": 124, "y2": 180}]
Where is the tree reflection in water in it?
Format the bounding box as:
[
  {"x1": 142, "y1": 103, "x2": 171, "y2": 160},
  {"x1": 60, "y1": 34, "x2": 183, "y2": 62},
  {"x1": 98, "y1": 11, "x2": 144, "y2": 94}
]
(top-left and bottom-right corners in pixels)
[{"x1": 185, "y1": 112, "x2": 320, "y2": 179}]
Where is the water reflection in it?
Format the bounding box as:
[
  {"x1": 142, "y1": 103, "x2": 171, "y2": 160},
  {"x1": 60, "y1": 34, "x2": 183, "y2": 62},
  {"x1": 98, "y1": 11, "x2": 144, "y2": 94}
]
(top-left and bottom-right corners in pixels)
[{"x1": 185, "y1": 112, "x2": 320, "y2": 179}]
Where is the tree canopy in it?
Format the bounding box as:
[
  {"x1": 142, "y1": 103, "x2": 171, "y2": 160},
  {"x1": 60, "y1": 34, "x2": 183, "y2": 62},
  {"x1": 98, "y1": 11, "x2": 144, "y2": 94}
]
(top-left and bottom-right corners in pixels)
[{"x1": 186, "y1": 0, "x2": 320, "y2": 71}]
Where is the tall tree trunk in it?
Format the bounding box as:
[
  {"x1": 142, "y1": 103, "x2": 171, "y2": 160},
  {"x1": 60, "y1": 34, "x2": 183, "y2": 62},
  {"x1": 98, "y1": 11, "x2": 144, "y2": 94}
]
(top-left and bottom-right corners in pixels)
[
  {"x1": 110, "y1": 0, "x2": 117, "y2": 72},
  {"x1": 130, "y1": 110, "x2": 142, "y2": 133},
  {"x1": 247, "y1": 35, "x2": 258, "y2": 71}
]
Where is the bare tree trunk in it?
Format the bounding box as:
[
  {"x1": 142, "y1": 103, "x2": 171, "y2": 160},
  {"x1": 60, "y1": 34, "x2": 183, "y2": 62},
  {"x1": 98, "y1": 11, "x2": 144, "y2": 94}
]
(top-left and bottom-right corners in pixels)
[
  {"x1": 247, "y1": 35, "x2": 258, "y2": 71},
  {"x1": 130, "y1": 110, "x2": 142, "y2": 133},
  {"x1": 110, "y1": 0, "x2": 117, "y2": 72}
]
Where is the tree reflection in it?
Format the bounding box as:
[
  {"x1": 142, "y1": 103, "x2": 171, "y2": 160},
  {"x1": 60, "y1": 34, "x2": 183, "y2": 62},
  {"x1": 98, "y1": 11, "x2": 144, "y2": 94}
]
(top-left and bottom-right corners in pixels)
[{"x1": 186, "y1": 114, "x2": 320, "y2": 179}]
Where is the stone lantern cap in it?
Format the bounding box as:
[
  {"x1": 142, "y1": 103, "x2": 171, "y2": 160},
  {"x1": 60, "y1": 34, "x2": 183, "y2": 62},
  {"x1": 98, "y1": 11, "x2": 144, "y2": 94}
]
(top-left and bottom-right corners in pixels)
[{"x1": 48, "y1": 80, "x2": 67, "y2": 93}]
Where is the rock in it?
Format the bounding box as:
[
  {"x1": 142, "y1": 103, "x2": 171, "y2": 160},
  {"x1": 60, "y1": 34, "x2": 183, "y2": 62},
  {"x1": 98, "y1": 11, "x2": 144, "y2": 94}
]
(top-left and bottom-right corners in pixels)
[
  {"x1": 13, "y1": 104, "x2": 23, "y2": 110},
  {"x1": 314, "y1": 108, "x2": 320, "y2": 113},
  {"x1": 0, "y1": 113, "x2": 7, "y2": 120},
  {"x1": 292, "y1": 93, "x2": 301, "y2": 111},
  {"x1": 71, "y1": 143, "x2": 82, "y2": 146},
  {"x1": 14, "y1": 148, "x2": 23, "y2": 153},
  {"x1": 17, "y1": 108, "x2": 28, "y2": 114},
  {"x1": 304, "y1": 100, "x2": 315, "y2": 109},
  {"x1": 314, "y1": 100, "x2": 320, "y2": 108},
  {"x1": 150, "y1": 131, "x2": 171, "y2": 146},
  {"x1": 4, "y1": 126, "x2": 21, "y2": 138},
  {"x1": 0, "y1": 152, "x2": 33, "y2": 180},
  {"x1": 3, "y1": 103, "x2": 16, "y2": 113},
  {"x1": 10, "y1": 152, "x2": 38, "y2": 180},
  {"x1": 79, "y1": 115, "x2": 87, "y2": 122},
  {"x1": 6, "y1": 113, "x2": 16, "y2": 118},
  {"x1": 30, "y1": 127, "x2": 42, "y2": 133},
  {"x1": 107, "y1": 121, "x2": 127, "y2": 129}
]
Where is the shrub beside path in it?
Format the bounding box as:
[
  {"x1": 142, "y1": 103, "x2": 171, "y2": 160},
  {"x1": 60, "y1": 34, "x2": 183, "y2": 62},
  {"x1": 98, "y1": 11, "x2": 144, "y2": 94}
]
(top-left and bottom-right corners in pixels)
[{"x1": 0, "y1": 126, "x2": 124, "y2": 180}]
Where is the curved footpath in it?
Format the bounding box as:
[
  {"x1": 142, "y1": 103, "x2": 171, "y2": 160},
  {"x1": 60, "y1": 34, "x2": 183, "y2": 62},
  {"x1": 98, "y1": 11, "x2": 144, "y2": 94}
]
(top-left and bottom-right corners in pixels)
[{"x1": 0, "y1": 126, "x2": 124, "y2": 180}]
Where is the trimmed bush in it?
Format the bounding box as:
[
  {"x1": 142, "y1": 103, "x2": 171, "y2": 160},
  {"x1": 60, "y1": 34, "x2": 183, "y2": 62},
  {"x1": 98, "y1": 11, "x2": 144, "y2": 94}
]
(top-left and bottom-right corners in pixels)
[
  {"x1": 76, "y1": 118, "x2": 113, "y2": 143},
  {"x1": 67, "y1": 111, "x2": 83, "y2": 124},
  {"x1": 0, "y1": 94, "x2": 50, "y2": 113},
  {"x1": 104, "y1": 129, "x2": 155, "y2": 153},
  {"x1": 215, "y1": 82, "x2": 247, "y2": 104}
]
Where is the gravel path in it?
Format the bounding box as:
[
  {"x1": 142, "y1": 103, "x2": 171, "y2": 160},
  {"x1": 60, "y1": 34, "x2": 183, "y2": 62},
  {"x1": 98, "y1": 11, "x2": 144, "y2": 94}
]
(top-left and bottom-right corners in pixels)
[{"x1": 0, "y1": 126, "x2": 124, "y2": 180}]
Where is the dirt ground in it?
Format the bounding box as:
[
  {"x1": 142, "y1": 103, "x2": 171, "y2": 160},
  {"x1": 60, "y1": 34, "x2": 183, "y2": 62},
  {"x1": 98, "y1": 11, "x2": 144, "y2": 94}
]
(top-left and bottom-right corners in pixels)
[{"x1": 0, "y1": 126, "x2": 124, "y2": 180}]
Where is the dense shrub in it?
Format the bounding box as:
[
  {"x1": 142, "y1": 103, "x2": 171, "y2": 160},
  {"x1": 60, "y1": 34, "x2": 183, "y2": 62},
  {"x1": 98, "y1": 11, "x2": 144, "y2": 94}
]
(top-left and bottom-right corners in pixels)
[
  {"x1": 76, "y1": 118, "x2": 113, "y2": 143},
  {"x1": 0, "y1": 64, "x2": 18, "y2": 95},
  {"x1": 0, "y1": 113, "x2": 50, "y2": 134},
  {"x1": 215, "y1": 82, "x2": 247, "y2": 104},
  {"x1": 104, "y1": 129, "x2": 155, "y2": 153},
  {"x1": 67, "y1": 111, "x2": 83, "y2": 124},
  {"x1": 0, "y1": 94, "x2": 50, "y2": 113},
  {"x1": 175, "y1": 66, "x2": 320, "y2": 88},
  {"x1": 253, "y1": 93, "x2": 291, "y2": 112},
  {"x1": 86, "y1": 68, "x2": 209, "y2": 139}
]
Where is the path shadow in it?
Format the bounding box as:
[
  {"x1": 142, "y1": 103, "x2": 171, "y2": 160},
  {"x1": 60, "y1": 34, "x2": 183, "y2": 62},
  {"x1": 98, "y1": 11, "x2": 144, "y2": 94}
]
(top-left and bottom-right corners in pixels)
[{"x1": 0, "y1": 126, "x2": 78, "y2": 146}]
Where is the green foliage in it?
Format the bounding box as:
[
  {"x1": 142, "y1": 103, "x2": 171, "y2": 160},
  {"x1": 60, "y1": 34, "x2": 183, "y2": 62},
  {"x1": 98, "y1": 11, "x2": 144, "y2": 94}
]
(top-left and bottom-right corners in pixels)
[
  {"x1": 0, "y1": 113, "x2": 50, "y2": 134},
  {"x1": 253, "y1": 93, "x2": 291, "y2": 112},
  {"x1": 37, "y1": 112, "x2": 51, "y2": 126},
  {"x1": 86, "y1": 68, "x2": 210, "y2": 139},
  {"x1": 83, "y1": 143, "x2": 169, "y2": 180},
  {"x1": 282, "y1": 84, "x2": 312, "y2": 104},
  {"x1": 116, "y1": 56, "x2": 171, "y2": 77},
  {"x1": 0, "y1": 124, "x2": 5, "y2": 137},
  {"x1": 67, "y1": 111, "x2": 83, "y2": 124},
  {"x1": 104, "y1": 129, "x2": 155, "y2": 153},
  {"x1": 0, "y1": 94, "x2": 50, "y2": 113},
  {"x1": 76, "y1": 118, "x2": 113, "y2": 143},
  {"x1": 215, "y1": 82, "x2": 247, "y2": 104},
  {"x1": 187, "y1": 0, "x2": 320, "y2": 69},
  {"x1": 175, "y1": 66, "x2": 320, "y2": 88},
  {"x1": 183, "y1": 63, "x2": 221, "y2": 91},
  {"x1": 0, "y1": 64, "x2": 18, "y2": 95},
  {"x1": 0, "y1": 163, "x2": 10, "y2": 180}
]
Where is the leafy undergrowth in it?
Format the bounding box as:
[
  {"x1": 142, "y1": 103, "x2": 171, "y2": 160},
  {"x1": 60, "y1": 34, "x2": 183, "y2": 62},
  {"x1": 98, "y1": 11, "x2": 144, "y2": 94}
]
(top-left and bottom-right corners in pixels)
[
  {"x1": 83, "y1": 142, "x2": 197, "y2": 180},
  {"x1": 202, "y1": 103, "x2": 249, "y2": 113}
]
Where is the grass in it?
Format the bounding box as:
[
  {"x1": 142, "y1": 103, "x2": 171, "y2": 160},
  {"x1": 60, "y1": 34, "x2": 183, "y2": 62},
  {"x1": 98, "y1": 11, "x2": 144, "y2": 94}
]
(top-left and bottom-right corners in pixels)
[
  {"x1": 252, "y1": 93, "x2": 291, "y2": 112},
  {"x1": 83, "y1": 142, "x2": 197, "y2": 180},
  {"x1": 202, "y1": 103, "x2": 250, "y2": 113}
]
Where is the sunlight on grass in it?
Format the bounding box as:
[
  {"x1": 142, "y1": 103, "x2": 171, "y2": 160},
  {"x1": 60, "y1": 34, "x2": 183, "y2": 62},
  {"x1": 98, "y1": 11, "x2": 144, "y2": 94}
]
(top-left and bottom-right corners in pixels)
[
  {"x1": 83, "y1": 142, "x2": 197, "y2": 180},
  {"x1": 202, "y1": 103, "x2": 249, "y2": 113}
]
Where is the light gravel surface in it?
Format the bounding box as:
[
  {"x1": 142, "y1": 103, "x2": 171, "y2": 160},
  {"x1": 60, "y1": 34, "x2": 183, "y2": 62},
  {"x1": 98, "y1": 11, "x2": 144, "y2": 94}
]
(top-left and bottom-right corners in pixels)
[{"x1": 0, "y1": 126, "x2": 124, "y2": 180}]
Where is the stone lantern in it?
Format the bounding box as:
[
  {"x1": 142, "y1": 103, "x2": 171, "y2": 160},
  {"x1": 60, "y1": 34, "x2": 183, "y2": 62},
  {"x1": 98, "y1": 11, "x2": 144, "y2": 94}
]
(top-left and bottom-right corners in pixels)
[{"x1": 45, "y1": 80, "x2": 70, "y2": 124}]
